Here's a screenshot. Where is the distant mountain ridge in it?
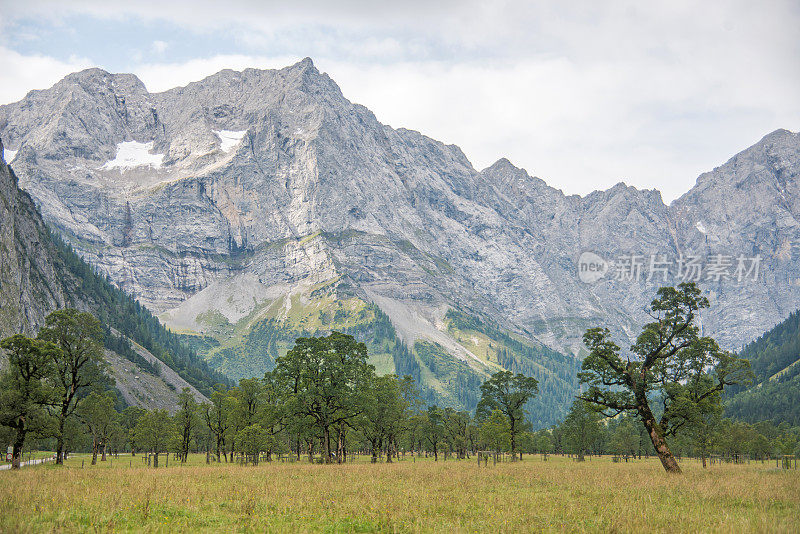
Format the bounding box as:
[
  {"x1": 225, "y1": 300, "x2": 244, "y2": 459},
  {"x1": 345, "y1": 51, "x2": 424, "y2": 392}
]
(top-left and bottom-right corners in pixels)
[{"x1": 1, "y1": 58, "x2": 798, "y2": 421}]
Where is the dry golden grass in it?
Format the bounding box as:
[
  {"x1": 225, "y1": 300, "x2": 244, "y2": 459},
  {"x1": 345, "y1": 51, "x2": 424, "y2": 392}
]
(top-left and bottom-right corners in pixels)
[{"x1": 0, "y1": 454, "x2": 797, "y2": 533}]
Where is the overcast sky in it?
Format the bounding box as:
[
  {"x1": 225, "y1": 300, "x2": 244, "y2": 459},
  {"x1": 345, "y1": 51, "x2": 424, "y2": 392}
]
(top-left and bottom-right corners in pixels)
[{"x1": 0, "y1": 0, "x2": 798, "y2": 202}]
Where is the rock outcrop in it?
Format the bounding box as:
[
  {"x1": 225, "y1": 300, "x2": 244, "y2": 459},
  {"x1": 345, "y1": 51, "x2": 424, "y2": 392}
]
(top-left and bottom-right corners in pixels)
[{"x1": 0, "y1": 138, "x2": 70, "y2": 335}]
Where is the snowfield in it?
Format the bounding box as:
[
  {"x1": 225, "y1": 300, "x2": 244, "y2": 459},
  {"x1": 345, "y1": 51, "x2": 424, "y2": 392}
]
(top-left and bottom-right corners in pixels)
[
  {"x1": 214, "y1": 130, "x2": 247, "y2": 152},
  {"x1": 102, "y1": 141, "x2": 164, "y2": 171}
]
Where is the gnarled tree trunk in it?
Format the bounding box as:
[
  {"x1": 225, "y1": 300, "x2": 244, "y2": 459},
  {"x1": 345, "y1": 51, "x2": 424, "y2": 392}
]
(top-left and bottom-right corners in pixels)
[{"x1": 639, "y1": 405, "x2": 681, "y2": 473}]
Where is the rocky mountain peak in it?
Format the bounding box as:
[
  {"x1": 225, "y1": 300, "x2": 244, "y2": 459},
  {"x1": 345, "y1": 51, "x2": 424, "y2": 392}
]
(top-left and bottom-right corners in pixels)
[
  {"x1": 760, "y1": 128, "x2": 797, "y2": 143},
  {"x1": 480, "y1": 156, "x2": 560, "y2": 199},
  {"x1": 285, "y1": 56, "x2": 318, "y2": 77},
  {"x1": 62, "y1": 67, "x2": 147, "y2": 91},
  {"x1": 676, "y1": 129, "x2": 799, "y2": 212},
  {"x1": 484, "y1": 157, "x2": 516, "y2": 172},
  {"x1": 682, "y1": 128, "x2": 800, "y2": 196},
  {"x1": 580, "y1": 181, "x2": 665, "y2": 212}
]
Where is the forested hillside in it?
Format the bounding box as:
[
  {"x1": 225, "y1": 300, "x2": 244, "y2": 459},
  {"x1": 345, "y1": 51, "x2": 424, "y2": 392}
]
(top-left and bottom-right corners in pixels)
[
  {"x1": 726, "y1": 310, "x2": 800, "y2": 425},
  {"x1": 52, "y1": 233, "x2": 230, "y2": 396},
  {"x1": 177, "y1": 293, "x2": 579, "y2": 428},
  {"x1": 0, "y1": 144, "x2": 227, "y2": 398}
]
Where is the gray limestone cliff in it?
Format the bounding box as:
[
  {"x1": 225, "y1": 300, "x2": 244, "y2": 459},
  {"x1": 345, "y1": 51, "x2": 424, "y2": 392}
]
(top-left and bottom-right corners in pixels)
[{"x1": 0, "y1": 137, "x2": 70, "y2": 335}]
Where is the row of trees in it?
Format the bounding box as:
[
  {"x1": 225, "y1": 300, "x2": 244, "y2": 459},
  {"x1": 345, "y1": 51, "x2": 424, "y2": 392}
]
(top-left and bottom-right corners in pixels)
[
  {"x1": 0, "y1": 283, "x2": 787, "y2": 475},
  {"x1": 0, "y1": 316, "x2": 544, "y2": 467},
  {"x1": 36, "y1": 381, "x2": 800, "y2": 471},
  {"x1": 75, "y1": 386, "x2": 531, "y2": 467},
  {"x1": 542, "y1": 399, "x2": 800, "y2": 466},
  {"x1": 128, "y1": 337, "x2": 540, "y2": 465}
]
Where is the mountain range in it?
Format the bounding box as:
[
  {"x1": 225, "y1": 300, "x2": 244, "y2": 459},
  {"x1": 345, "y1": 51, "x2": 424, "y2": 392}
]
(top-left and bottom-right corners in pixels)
[{"x1": 1, "y1": 58, "x2": 798, "y2": 424}]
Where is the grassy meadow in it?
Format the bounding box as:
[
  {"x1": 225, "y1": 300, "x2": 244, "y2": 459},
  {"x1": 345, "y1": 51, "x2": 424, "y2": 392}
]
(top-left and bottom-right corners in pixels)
[{"x1": 0, "y1": 453, "x2": 797, "y2": 533}]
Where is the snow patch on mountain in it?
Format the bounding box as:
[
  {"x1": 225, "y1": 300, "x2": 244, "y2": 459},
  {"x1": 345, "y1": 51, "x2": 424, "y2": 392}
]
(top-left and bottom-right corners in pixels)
[
  {"x1": 102, "y1": 141, "x2": 163, "y2": 171},
  {"x1": 3, "y1": 149, "x2": 17, "y2": 163},
  {"x1": 214, "y1": 130, "x2": 247, "y2": 152}
]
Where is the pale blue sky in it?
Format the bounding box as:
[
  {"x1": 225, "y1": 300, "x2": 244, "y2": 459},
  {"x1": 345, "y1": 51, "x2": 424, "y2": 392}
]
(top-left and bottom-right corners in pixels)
[{"x1": 1, "y1": 0, "x2": 798, "y2": 202}]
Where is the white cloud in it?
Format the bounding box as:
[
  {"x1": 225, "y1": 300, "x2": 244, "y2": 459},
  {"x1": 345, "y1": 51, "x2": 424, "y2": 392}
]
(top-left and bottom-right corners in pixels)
[
  {"x1": 0, "y1": 47, "x2": 93, "y2": 104},
  {"x1": 151, "y1": 40, "x2": 168, "y2": 55}
]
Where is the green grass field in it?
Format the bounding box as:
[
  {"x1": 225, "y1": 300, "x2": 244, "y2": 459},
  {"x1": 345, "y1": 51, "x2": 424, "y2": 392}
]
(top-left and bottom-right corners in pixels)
[{"x1": 0, "y1": 454, "x2": 797, "y2": 532}]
